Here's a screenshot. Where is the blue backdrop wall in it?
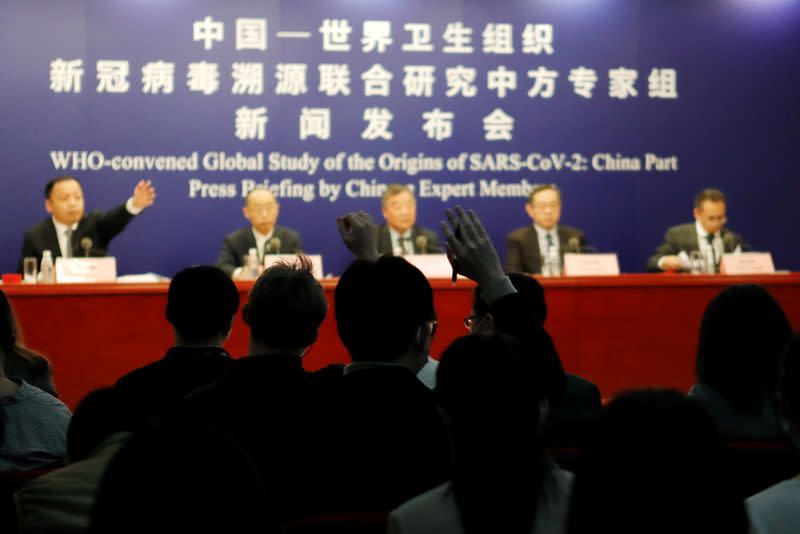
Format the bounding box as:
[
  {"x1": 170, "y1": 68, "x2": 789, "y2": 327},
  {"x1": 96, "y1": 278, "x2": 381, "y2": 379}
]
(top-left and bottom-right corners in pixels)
[{"x1": 1, "y1": 0, "x2": 798, "y2": 277}]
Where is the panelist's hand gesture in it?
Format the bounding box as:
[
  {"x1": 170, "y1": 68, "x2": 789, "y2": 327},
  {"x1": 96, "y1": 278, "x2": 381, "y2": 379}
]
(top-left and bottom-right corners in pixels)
[
  {"x1": 660, "y1": 255, "x2": 684, "y2": 271},
  {"x1": 131, "y1": 179, "x2": 156, "y2": 210},
  {"x1": 441, "y1": 206, "x2": 504, "y2": 289},
  {"x1": 337, "y1": 211, "x2": 379, "y2": 262}
]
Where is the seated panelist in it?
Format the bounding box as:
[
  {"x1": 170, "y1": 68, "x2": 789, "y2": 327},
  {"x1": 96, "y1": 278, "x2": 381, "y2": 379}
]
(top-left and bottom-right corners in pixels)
[
  {"x1": 376, "y1": 184, "x2": 443, "y2": 256},
  {"x1": 17, "y1": 176, "x2": 156, "y2": 273},
  {"x1": 504, "y1": 184, "x2": 587, "y2": 274},
  {"x1": 216, "y1": 187, "x2": 301, "y2": 278},
  {"x1": 647, "y1": 188, "x2": 744, "y2": 272}
]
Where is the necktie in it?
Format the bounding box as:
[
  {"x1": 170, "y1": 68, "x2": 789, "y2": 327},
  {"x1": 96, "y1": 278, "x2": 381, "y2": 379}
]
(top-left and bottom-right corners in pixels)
[
  {"x1": 545, "y1": 232, "x2": 555, "y2": 251},
  {"x1": 399, "y1": 236, "x2": 411, "y2": 256},
  {"x1": 64, "y1": 229, "x2": 73, "y2": 258},
  {"x1": 706, "y1": 234, "x2": 717, "y2": 265}
]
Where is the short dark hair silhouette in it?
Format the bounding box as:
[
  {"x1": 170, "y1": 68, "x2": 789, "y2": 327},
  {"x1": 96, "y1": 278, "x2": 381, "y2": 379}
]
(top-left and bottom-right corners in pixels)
[
  {"x1": 695, "y1": 188, "x2": 726, "y2": 209},
  {"x1": 165, "y1": 266, "x2": 239, "y2": 342},
  {"x1": 473, "y1": 272, "x2": 547, "y2": 322},
  {"x1": 243, "y1": 256, "x2": 327, "y2": 349},
  {"x1": 336, "y1": 256, "x2": 434, "y2": 362},
  {"x1": 44, "y1": 176, "x2": 81, "y2": 199},
  {"x1": 696, "y1": 284, "x2": 792, "y2": 414},
  {"x1": 567, "y1": 389, "x2": 747, "y2": 534}
]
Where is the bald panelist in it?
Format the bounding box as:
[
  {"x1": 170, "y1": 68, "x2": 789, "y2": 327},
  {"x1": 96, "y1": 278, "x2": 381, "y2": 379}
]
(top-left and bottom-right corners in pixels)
[
  {"x1": 17, "y1": 176, "x2": 156, "y2": 273},
  {"x1": 216, "y1": 187, "x2": 301, "y2": 277}
]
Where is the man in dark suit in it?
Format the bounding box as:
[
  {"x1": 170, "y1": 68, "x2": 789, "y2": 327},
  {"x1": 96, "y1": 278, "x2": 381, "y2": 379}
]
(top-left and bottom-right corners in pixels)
[
  {"x1": 376, "y1": 184, "x2": 442, "y2": 256},
  {"x1": 17, "y1": 176, "x2": 155, "y2": 273},
  {"x1": 315, "y1": 254, "x2": 449, "y2": 514},
  {"x1": 504, "y1": 184, "x2": 587, "y2": 274},
  {"x1": 114, "y1": 265, "x2": 239, "y2": 429},
  {"x1": 647, "y1": 188, "x2": 744, "y2": 272},
  {"x1": 182, "y1": 256, "x2": 332, "y2": 524},
  {"x1": 216, "y1": 187, "x2": 301, "y2": 277}
]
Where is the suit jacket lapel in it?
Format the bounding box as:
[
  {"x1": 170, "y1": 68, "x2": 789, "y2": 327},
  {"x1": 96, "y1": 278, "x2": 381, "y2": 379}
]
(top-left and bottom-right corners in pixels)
[
  {"x1": 377, "y1": 226, "x2": 392, "y2": 256},
  {"x1": 44, "y1": 220, "x2": 63, "y2": 258},
  {"x1": 525, "y1": 227, "x2": 542, "y2": 271},
  {"x1": 684, "y1": 224, "x2": 700, "y2": 252}
]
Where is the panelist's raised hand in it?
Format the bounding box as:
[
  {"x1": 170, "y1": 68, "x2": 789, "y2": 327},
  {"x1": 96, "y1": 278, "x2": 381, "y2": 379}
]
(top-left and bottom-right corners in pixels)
[
  {"x1": 440, "y1": 206, "x2": 504, "y2": 289},
  {"x1": 337, "y1": 211, "x2": 379, "y2": 262},
  {"x1": 131, "y1": 179, "x2": 156, "y2": 210}
]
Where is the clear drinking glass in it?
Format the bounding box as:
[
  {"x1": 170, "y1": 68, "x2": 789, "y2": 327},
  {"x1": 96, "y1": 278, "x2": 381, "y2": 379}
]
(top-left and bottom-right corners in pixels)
[
  {"x1": 689, "y1": 251, "x2": 704, "y2": 274},
  {"x1": 23, "y1": 257, "x2": 38, "y2": 283}
]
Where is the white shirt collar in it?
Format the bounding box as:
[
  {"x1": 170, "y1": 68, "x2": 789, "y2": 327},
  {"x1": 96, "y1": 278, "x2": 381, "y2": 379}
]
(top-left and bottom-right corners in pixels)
[
  {"x1": 388, "y1": 227, "x2": 412, "y2": 240},
  {"x1": 252, "y1": 227, "x2": 274, "y2": 242},
  {"x1": 52, "y1": 217, "x2": 78, "y2": 235},
  {"x1": 695, "y1": 220, "x2": 719, "y2": 240},
  {"x1": 388, "y1": 227, "x2": 413, "y2": 254},
  {"x1": 533, "y1": 223, "x2": 558, "y2": 236}
]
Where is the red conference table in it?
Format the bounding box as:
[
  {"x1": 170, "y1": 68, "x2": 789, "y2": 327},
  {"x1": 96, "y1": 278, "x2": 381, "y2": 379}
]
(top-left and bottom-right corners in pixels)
[{"x1": 6, "y1": 273, "x2": 800, "y2": 410}]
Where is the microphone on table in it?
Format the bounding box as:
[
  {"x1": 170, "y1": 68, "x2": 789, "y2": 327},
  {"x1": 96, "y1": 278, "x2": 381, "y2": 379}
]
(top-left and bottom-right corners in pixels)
[
  {"x1": 80, "y1": 238, "x2": 93, "y2": 258},
  {"x1": 267, "y1": 237, "x2": 282, "y2": 254},
  {"x1": 722, "y1": 233, "x2": 736, "y2": 253},
  {"x1": 415, "y1": 235, "x2": 428, "y2": 254}
]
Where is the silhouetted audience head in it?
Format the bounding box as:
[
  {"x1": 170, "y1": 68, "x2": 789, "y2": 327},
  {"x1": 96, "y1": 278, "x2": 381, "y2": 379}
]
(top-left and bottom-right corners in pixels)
[
  {"x1": 696, "y1": 284, "x2": 792, "y2": 413},
  {"x1": 243, "y1": 256, "x2": 327, "y2": 352},
  {"x1": 336, "y1": 256, "x2": 435, "y2": 368},
  {"x1": 568, "y1": 389, "x2": 747, "y2": 534},
  {"x1": 89, "y1": 419, "x2": 278, "y2": 534},
  {"x1": 437, "y1": 333, "x2": 553, "y2": 534},
  {"x1": 165, "y1": 265, "x2": 239, "y2": 345},
  {"x1": 67, "y1": 387, "x2": 130, "y2": 463},
  {"x1": 779, "y1": 334, "x2": 800, "y2": 439},
  {"x1": 473, "y1": 272, "x2": 547, "y2": 323},
  {"x1": 469, "y1": 275, "x2": 566, "y2": 414}
]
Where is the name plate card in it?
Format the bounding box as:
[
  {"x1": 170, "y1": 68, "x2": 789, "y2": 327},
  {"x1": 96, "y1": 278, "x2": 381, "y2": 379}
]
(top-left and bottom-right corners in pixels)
[
  {"x1": 402, "y1": 254, "x2": 465, "y2": 279},
  {"x1": 563, "y1": 253, "x2": 621, "y2": 276},
  {"x1": 264, "y1": 254, "x2": 324, "y2": 279},
  {"x1": 720, "y1": 253, "x2": 775, "y2": 275},
  {"x1": 55, "y1": 257, "x2": 117, "y2": 283}
]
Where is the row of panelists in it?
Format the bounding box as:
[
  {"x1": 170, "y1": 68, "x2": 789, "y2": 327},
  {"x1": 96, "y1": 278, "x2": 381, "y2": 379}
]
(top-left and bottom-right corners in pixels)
[{"x1": 17, "y1": 176, "x2": 749, "y2": 277}]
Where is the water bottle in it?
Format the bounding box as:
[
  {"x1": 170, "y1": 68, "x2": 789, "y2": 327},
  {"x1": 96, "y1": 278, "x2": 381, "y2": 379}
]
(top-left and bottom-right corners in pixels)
[
  {"x1": 547, "y1": 245, "x2": 561, "y2": 277},
  {"x1": 704, "y1": 247, "x2": 716, "y2": 274},
  {"x1": 246, "y1": 248, "x2": 260, "y2": 279},
  {"x1": 40, "y1": 250, "x2": 55, "y2": 283}
]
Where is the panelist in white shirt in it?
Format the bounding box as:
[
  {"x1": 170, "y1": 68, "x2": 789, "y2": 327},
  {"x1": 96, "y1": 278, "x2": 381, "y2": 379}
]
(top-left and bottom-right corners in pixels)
[
  {"x1": 17, "y1": 176, "x2": 155, "y2": 273},
  {"x1": 216, "y1": 187, "x2": 302, "y2": 278},
  {"x1": 647, "y1": 188, "x2": 744, "y2": 272},
  {"x1": 376, "y1": 184, "x2": 442, "y2": 257}
]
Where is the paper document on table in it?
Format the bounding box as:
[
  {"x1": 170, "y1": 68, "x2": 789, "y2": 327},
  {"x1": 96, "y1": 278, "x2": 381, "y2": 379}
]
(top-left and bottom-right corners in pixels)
[{"x1": 116, "y1": 273, "x2": 170, "y2": 283}]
